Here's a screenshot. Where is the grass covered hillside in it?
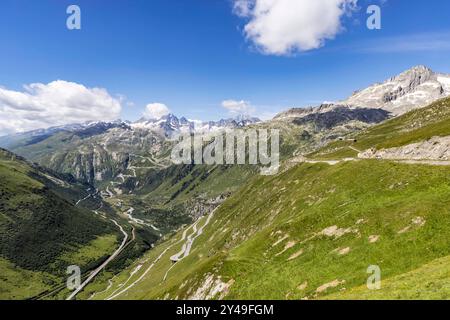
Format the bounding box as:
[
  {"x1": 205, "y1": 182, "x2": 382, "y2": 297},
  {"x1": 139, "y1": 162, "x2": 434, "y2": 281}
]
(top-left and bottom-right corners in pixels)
[
  {"x1": 0, "y1": 148, "x2": 121, "y2": 299},
  {"x1": 87, "y1": 96, "x2": 450, "y2": 300},
  {"x1": 90, "y1": 159, "x2": 450, "y2": 300}
]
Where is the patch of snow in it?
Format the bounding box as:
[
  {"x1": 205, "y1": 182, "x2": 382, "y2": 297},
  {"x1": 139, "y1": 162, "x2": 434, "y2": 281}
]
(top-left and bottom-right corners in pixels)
[{"x1": 438, "y1": 75, "x2": 450, "y2": 93}]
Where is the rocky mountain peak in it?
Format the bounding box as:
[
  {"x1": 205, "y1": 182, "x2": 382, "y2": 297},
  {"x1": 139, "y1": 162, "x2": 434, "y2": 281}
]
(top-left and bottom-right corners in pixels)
[
  {"x1": 274, "y1": 66, "x2": 450, "y2": 121},
  {"x1": 388, "y1": 65, "x2": 434, "y2": 87},
  {"x1": 340, "y1": 65, "x2": 450, "y2": 115}
]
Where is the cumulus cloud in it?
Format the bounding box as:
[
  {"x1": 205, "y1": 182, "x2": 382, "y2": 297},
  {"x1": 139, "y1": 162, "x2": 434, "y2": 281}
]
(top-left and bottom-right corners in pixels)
[
  {"x1": 221, "y1": 99, "x2": 255, "y2": 116},
  {"x1": 233, "y1": 0, "x2": 358, "y2": 55},
  {"x1": 0, "y1": 80, "x2": 122, "y2": 135},
  {"x1": 143, "y1": 103, "x2": 171, "y2": 120}
]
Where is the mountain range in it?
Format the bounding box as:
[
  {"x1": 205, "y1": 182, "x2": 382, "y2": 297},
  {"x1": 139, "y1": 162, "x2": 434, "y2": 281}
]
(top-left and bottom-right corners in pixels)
[{"x1": 1, "y1": 66, "x2": 449, "y2": 300}]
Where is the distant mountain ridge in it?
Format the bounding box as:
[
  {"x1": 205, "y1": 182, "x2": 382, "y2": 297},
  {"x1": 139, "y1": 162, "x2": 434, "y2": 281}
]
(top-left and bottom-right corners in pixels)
[
  {"x1": 1, "y1": 65, "x2": 448, "y2": 188},
  {"x1": 0, "y1": 114, "x2": 261, "y2": 149},
  {"x1": 0, "y1": 120, "x2": 131, "y2": 150},
  {"x1": 132, "y1": 114, "x2": 261, "y2": 137},
  {"x1": 3, "y1": 65, "x2": 448, "y2": 145}
]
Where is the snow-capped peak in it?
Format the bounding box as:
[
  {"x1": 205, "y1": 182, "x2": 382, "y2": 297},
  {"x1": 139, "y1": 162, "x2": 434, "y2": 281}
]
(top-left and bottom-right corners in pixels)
[
  {"x1": 131, "y1": 114, "x2": 260, "y2": 136},
  {"x1": 340, "y1": 65, "x2": 450, "y2": 115}
]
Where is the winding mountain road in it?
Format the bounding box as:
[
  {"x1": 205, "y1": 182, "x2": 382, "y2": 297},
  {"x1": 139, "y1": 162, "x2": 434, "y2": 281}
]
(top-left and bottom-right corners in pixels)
[
  {"x1": 103, "y1": 208, "x2": 218, "y2": 300},
  {"x1": 105, "y1": 237, "x2": 180, "y2": 300},
  {"x1": 105, "y1": 214, "x2": 209, "y2": 300},
  {"x1": 67, "y1": 219, "x2": 129, "y2": 300},
  {"x1": 163, "y1": 209, "x2": 216, "y2": 281}
]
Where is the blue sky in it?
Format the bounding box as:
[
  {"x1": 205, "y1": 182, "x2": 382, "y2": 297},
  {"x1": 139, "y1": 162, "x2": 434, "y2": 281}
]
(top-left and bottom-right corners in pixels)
[{"x1": 1, "y1": 0, "x2": 450, "y2": 131}]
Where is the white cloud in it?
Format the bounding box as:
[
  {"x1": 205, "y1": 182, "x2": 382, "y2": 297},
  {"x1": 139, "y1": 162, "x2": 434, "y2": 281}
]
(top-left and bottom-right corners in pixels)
[
  {"x1": 221, "y1": 99, "x2": 255, "y2": 116},
  {"x1": 233, "y1": 0, "x2": 358, "y2": 55},
  {"x1": 0, "y1": 80, "x2": 122, "y2": 135},
  {"x1": 143, "y1": 103, "x2": 170, "y2": 119}
]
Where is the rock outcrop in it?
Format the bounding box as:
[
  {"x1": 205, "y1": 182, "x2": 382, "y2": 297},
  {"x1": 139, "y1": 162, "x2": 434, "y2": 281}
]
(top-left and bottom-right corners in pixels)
[{"x1": 358, "y1": 136, "x2": 450, "y2": 161}]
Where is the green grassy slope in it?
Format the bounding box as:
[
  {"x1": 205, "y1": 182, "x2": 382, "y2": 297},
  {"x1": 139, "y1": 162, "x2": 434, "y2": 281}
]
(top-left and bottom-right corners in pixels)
[
  {"x1": 91, "y1": 160, "x2": 450, "y2": 300},
  {"x1": 0, "y1": 148, "x2": 120, "y2": 299},
  {"x1": 326, "y1": 254, "x2": 450, "y2": 300},
  {"x1": 88, "y1": 97, "x2": 450, "y2": 300}
]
